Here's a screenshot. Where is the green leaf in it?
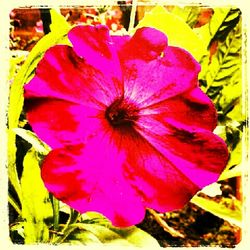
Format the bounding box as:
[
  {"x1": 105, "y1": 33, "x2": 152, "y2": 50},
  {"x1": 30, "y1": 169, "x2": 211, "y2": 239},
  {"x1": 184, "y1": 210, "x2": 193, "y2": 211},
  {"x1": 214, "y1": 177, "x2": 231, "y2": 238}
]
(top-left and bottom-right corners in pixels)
[
  {"x1": 111, "y1": 226, "x2": 160, "y2": 247},
  {"x1": 199, "y1": 12, "x2": 241, "y2": 94},
  {"x1": 63, "y1": 223, "x2": 160, "y2": 247},
  {"x1": 195, "y1": 9, "x2": 229, "y2": 50},
  {"x1": 226, "y1": 98, "x2": 244, "y2": 122},
  {"x1": 134, "y1": 5, "x2": 207, "y2": 61},
  {"x1": 219, "y1": 140, "x2": 242, "y2": 180},
  {"x1": 215, "y1": 123, "x2": 242, "y2": 180},
  {"x1": 219, "y1": 164, "x2": 242, "y2": 181},
  {"x1": 171, "y1": 6, "x2": 200, "y2": 27},
  {"x1": 219, "y1": 84, "x2": 241, "y2": 114},
  {"x1": 8, "y1": 9, "x2": 71, "y2": 201},
  {"x1": 196, "y1": 8, "x2": 241, "y2": 49},
  {"x1": 8, "y1": 51, "x2": 28, "y2": 81},
  {"x1": 8, "y1": 194, "x2": 22, "y2": 216},
  {"x1": 200, "y1": 182, "x2": 222, "y2": 197},
  {"x1": 64, "y1": 230, "x2": 102, "y2": 245},
  {"x1": 10, "y1": 221, "x2": 25, "y2": 239},
  {"x1": 191, "y1": 196, "x2": 242, "y2": 227},
  {"x1": 79, "y1": 224, "x2": 132, "y2": 246},
  {"x1": 8, "y1": 129, "x2": 22, "y2": 203},
  {"x1": 213, "y1": 125, "x2": 227, "y2": 141},
  {"x1": 8, "y1": 9, "x2": 71, "y2": 133},
  {"x1": 81, "y1": 212, "x2": 160, "y2": 247},
  {"x1": 49, "y1": 9, "x2": 71, "y2": 35},
  {"x1": 213, "y1": 8, "x2": 241, "y2": 42},
  {"x1": 21, "y1": 148, "x2": 53, "y2": 243},
  {"x1": 81, "y1": 211, "x2": 110, "y2": 226},
  {"x1": 13, "y1": 128, "x2": 50, "y2": 155},
  {"x1": 59, "y1": 224, "x2": 130, "y2": 246},
  {"x1": 199, "y1": 16, "x2": 242, "y2": 107}
]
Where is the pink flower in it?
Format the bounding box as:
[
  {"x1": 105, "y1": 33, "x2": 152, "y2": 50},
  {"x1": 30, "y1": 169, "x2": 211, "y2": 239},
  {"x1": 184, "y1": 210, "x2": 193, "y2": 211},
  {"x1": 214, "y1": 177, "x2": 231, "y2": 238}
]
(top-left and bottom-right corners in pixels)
[{"x1": 24, "y1": 25, "x2": 228, "y2": 227}]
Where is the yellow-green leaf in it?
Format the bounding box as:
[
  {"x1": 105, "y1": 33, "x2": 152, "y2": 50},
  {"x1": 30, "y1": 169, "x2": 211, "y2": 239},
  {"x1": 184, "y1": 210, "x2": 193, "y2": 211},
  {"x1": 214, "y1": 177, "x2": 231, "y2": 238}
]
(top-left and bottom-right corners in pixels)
[
  {"x1": 199, "y1": 17, "x2": 241, "y2": 92},
  {"x1": 8, "y1": 9, "x2": 71, "y2": 201},
  {"x1": 227, "y1": 98, "x2": 244, "y2": 122},
  {"x1": 112, "y1": 226, "x2": 161, "y2": 247},
  {"x1": 133, "y1": 5, "x2": 207, "y2": 61},
  {"x1": 13, "y1": 128, "x2": 50, "y2": 155},
  {"x1": 171, "y1": 6, "x2": 200, "y2": 27},
  {"x1": 63, "y1": 223, "x2": 160, "y2": 247},
  {"x1": 50, "y1": 9, "x2": 71, "y2": 35},
  {"x1": 21, "y1": 148, "x2": 53, "y2": 243},
  {"x1": 219, "y1": 140, "x2": 242, "y2": 180},
  {"x1": 191, "y1": 195, "x2": 242, "y2": 227},
  {"x1": 195, "y1": 8, "x2": 231, "y2": 49}
]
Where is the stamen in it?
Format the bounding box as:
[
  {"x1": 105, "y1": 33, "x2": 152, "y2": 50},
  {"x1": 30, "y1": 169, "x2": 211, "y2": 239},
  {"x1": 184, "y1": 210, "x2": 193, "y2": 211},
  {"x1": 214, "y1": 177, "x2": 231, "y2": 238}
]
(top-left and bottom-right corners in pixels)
[{"x1": 105, "y1": 97, "x2": 139, "y2": 127}]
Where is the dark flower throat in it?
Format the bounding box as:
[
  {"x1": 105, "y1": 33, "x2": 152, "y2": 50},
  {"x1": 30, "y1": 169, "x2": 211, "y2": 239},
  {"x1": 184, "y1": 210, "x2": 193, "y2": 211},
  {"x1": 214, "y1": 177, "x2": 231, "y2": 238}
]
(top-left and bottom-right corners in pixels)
[{"x1": 105, "y1": 97, "x2": 139, "y2": 127}]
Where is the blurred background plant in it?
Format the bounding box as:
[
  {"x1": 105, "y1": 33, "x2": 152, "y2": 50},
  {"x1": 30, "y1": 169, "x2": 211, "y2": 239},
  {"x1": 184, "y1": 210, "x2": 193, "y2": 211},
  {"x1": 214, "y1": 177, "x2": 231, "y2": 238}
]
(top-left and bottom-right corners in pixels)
[{"x1": 8, "y1": 1, "x2": 244, "y2": 247}]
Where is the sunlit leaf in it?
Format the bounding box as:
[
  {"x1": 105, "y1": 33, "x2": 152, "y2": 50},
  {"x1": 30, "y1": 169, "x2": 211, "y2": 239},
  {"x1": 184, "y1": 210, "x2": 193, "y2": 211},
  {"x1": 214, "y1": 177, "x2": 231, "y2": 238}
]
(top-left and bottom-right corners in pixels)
[
  {"x1": 229, "y1": 139, "x2": 242, "y2": 167},
  {"x1": 50, "y1": 9, "x2": 71, "y2": 35},
  {"x1": 21, "y1": 148, "x2": 53, "y2": 243},
  {"x1": 214, "y1": 125, "x2": 227, "y2": 141},
  {"x1": 8, "y1": 9, "x2": 71, "y2": 201},
  {"x1": 111, "y1": 226, "x2": 161, "y2": 247},
  {"x1": 219, "y1": 82, "x2": 241, "y2": 114},
  {"x1": 63, "y1": 223, "x2": 160, "y2": 247},
  {"x1": 191, "y1": 196, "x2": 242, "y2": 227},
  {"x1": 8, "y1": 194, "x2": 22, "y2": 216},
  {"x1": 82, "y1": 212, "x2": 160, "y2": 247},
  {"x1": 199, "y1": 12, "x2": 241, "y2": 93},
  {"x1": 81, "y1": 211, "x2": 110, "y2": 226},
  {"x1": 13, "y1": 128, "x2": 50, "y2": 155},
  {"x1": 213, "y1": 8, "x2": 241, "y2": 41},
  {"x1": 134, "y1": 5, "x2": 207, "y2": 61},
  {"x1": 10, "y1": 221, "x2": 25, "y2": 239},
  {"x1": 219, "y1": 164, "x2": 242, "y2": 181},
  {"x1": 8, "y1": 51, "x2": 28, "y2": 82},
  {"x1": 8, "y1": 9, "x2": 71, "y2": 133},
  {"x1": 64, "y1": 230, "x2": 102, "y2": 245},
  {"x1": 226, "y1": 98, "x2": 244, "y2": 122},
  {"x1": 219, "y1": 139, "x2": 242, "y2": 180},
  {"x1": 171, "y1": 6, "x2": 200, "y2": 27},
  {"x1": 200, "y1": 182, "x2": 222, "y2": 197},
  {"x1": 195, "y1": 8, "x2": 240, "y2": 49},
  {"x1": 61, "y1": 224, "x2": 130, "y2": 246}
]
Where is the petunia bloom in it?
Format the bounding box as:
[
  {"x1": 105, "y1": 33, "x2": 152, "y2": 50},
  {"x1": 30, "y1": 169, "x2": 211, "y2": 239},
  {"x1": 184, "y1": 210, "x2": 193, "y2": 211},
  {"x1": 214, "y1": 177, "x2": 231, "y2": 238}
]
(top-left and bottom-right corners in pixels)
[{"x1": 24, "y1": 25, "x2": 228, "y2": 227}]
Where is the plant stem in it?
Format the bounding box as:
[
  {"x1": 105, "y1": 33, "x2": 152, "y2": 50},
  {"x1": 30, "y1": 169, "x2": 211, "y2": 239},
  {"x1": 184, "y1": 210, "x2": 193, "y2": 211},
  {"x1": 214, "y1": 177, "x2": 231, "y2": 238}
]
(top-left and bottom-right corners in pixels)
[
  {"x1": 52, "y1": 209, "x2": 80, "y2": 244},
  {"x1": 147, "y1": 208, "x2": 185, "y2": 238},
  {"x1": 128, "y1": 0, "x2": 138, "y2": 33},
  {"x1": 51, "y1": 195, "x2": 60, "y2": 231}
]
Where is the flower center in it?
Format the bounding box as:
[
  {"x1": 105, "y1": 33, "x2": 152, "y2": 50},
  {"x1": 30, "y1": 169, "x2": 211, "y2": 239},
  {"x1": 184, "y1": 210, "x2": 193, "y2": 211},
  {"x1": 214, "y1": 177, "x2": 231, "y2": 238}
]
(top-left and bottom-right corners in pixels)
[{"x1": 105, "y1": 97, "x2": 139, "y2": 127}]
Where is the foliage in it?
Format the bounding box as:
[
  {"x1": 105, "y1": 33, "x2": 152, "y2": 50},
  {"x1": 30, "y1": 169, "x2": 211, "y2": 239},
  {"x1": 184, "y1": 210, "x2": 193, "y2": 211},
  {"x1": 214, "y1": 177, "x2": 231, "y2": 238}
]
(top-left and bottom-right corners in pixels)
[
  {"x1": 134, "y1": 5, "x2": 207, "y2": 61},
  {"x1": 8, "y1": 4, "x2": 243, "y2": 246},
  {"x1": 191, "y1": 195, "x2": 242, "y2": 228}
]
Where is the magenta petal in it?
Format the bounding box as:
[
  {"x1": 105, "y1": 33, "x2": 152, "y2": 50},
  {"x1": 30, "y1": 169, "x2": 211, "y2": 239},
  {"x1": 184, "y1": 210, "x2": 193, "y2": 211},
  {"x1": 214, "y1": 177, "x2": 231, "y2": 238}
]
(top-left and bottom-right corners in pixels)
[
  {"x1": 41, "y1": 132, "x2": 145, "y2": 227},
  {"x1": 135, "y1": 117, "x2": 228, "y2": 188},
  {"x1": 111, "y1": 35, "x2": 130, "y2": 52},
  {"x1": 122, "y1": 133, "x2": 199, "y2": 212},
  {"x1": 117, "y1": 33, "x2": 200, "y2": 107},
  {"x1": 25, "y1": 99, "x2": 102, "y2": 149},
  {"x1": 162, "y1": 45, "x2": 200, "y2": 72},
  {"x1": 24, "y1": 45, "x2": 123, "y2": 107},
  {"x1": 121, "y1": 27, "x2": 168, "y2": 61},
  {"x1": 68, "y1": 25, "x2": 123, "y2": 86},
  {"x1": 141, "y1": 87, "x2": 217, "y2": 131},
  {"x1": 123, "y1": 58, "x2": 199, "y2": 107}
]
